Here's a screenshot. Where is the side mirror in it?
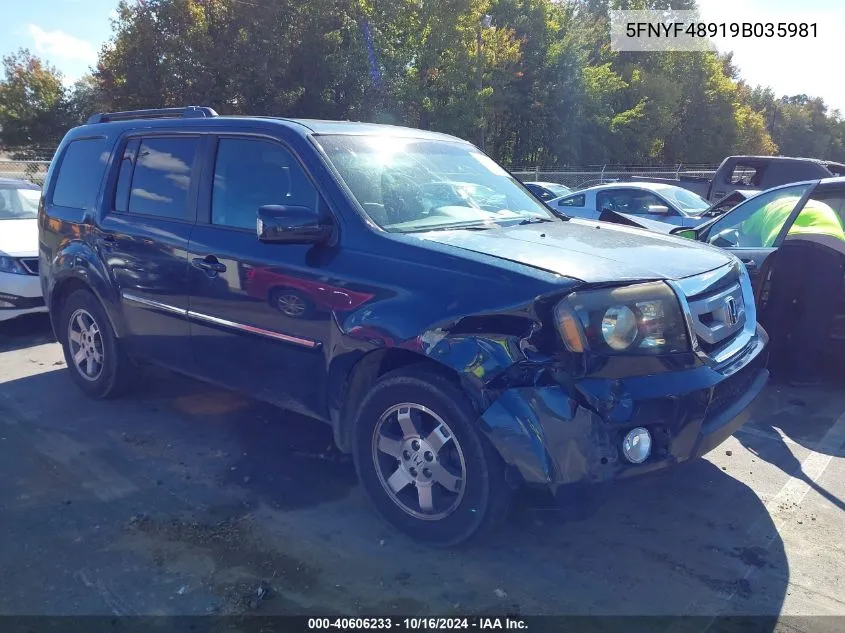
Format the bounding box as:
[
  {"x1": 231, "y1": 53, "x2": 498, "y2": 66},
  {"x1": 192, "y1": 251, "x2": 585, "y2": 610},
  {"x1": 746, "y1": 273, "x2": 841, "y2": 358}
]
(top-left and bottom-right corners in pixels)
[
  {"x1": 672, "y1": 228, "x2": 699, "y2": 240},
  {"x1": 257, "y1": 205, "x2": 331, "y2": 244},
  {"x1": 648, "y1": 205, "x2": 670, "y2": 215}
]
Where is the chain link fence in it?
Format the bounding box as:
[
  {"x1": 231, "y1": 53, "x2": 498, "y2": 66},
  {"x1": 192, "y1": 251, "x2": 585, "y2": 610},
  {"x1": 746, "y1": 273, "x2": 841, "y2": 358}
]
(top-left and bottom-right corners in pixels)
[
  {"x1": 0, "y1": 159, "x2": 720, "y2": 192},
  {"x1": 0, "y1": 160, "x2": 51, "y2": 186},
  {"x1": 509, "y1": 164, "x2": 719, "y2": 190}
]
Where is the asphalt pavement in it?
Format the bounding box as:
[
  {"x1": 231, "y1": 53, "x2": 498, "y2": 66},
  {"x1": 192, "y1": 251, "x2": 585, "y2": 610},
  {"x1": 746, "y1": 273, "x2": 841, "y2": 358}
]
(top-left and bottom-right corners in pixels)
[{"x1": 1, "y1": 314, "x2": 844, "y2": 628}]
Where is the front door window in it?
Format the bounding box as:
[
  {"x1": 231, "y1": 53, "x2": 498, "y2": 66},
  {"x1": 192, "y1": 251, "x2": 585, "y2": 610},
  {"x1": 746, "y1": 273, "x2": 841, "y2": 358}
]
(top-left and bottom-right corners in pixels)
[{"x1": 706, "y1": 184, "x2": 812, "y2": 248}]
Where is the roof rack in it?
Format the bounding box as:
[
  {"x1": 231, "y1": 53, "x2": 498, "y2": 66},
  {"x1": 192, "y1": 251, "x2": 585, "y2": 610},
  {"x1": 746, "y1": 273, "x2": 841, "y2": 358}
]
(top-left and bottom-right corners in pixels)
[{"x1": 86, "y1": 106, "x2": 219, "y2": 125}]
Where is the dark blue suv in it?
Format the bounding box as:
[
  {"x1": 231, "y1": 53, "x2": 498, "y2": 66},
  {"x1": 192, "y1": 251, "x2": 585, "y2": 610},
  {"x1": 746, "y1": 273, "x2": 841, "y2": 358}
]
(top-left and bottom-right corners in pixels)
[{"x1": 39, "y1": 107, "x2": 769, "y2": 545}]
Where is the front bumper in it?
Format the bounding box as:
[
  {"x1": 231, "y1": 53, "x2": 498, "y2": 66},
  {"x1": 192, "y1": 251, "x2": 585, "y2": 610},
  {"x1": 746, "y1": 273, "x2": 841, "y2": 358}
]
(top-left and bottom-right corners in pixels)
[
  {"x1": 480, "y1": 325, "x2": 769, "y2": 491},
  {"x1": 0, "y1": 272, "x2": 47, "y2": 322}
]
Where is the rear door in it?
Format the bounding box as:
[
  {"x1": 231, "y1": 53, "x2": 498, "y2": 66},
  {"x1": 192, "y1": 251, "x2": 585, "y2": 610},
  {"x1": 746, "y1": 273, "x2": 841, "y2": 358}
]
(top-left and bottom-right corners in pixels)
[
  {"x1": 186, "y1": 134, "x2": 343, "y2": 417},
  {"x1": 96, "y1": 134, "x2": 204, "y2": 371}
]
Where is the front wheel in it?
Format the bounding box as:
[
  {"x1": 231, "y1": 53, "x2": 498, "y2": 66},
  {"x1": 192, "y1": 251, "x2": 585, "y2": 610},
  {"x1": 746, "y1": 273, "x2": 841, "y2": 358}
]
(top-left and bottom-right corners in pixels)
[{"x1": 352, "y1": 367, "x2": 510, "y2": 546}]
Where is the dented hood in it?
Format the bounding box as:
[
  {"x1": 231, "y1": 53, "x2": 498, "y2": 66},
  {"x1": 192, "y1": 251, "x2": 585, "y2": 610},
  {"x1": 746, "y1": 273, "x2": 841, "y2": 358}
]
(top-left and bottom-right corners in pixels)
[{"x1": 418, "y1": 218, "x2": 733, "y2": 284}]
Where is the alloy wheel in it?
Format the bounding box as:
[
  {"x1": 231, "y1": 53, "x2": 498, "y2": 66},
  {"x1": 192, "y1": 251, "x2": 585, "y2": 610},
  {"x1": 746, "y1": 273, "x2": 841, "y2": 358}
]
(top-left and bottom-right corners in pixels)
[
  {"x1": 371, "y1": 403, "x2": 467, "y2": 521},
  {"x1": 67, "y1": 308, "x2": 105, "y2": 381}
]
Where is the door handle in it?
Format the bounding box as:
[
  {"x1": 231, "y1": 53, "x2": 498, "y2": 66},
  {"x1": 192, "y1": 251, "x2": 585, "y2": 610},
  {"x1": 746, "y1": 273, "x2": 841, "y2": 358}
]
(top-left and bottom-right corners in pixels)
[
  {"x1": 740, "y1": 258, "x2": 757, "y2": 270},
  {"x1": 192, "y1": 256, "x2": 227, "y2": 274}
]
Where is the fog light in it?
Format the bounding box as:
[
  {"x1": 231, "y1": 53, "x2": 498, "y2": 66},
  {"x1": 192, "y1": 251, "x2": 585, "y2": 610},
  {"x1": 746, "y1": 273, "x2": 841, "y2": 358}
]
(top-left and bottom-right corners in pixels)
[{"x1": 622, "y1": 427, "x2": 652, "y2": 464}]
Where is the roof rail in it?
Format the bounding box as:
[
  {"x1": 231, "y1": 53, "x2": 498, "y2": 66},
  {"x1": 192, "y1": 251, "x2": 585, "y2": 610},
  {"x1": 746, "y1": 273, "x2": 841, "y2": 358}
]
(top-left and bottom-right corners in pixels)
[{"x1": 86, "y1": 106, "x2": 219, "y2": 125}]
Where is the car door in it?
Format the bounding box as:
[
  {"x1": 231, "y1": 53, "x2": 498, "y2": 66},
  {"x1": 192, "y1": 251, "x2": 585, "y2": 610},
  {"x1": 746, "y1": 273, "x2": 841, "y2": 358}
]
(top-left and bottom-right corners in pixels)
[
  {"x1": 783, "y1": 185, "x2": 845, "y2": 339},
  {"x1": 96, "y1": 134, "x2": 204, "y2": 371},
  {"x1": 697, "y1": 182, "x2": 815, "y2": 292},
  {"x1": 186, "y1": 134, "x2": 349, "y2": 418}
]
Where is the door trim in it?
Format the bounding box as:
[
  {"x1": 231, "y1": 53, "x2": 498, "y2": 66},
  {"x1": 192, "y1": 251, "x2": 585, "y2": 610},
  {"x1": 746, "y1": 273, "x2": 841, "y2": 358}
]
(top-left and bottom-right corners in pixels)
[
  {"x1": 122, "y1": 292, "x2": 188, "y2": 317},
  {"x1": 186, "y1": 310, "x2": 321, "y2": 349},
  {"x1": 121, "y1": 291, "x2": 320, "y2": 349}
]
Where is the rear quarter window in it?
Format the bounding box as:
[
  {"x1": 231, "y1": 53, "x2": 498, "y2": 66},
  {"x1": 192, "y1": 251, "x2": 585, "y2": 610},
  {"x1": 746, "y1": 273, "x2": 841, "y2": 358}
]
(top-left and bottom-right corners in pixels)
[{"x1": 52, "y1": 137, "x2": 111, "y2": 209}]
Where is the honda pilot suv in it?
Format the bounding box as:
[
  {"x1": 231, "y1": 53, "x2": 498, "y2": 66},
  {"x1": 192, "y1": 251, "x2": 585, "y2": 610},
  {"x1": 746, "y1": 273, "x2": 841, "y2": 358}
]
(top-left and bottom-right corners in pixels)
[{"x1": 39, "y1": 107, "x2": 769, "y2": 545}]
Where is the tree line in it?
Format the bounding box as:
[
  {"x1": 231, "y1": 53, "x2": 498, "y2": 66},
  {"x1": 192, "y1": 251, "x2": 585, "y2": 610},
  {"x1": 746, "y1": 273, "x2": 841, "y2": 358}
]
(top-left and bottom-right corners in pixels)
[{"x1": 2, "y1": 0, "x2": 845, "y2": 167}]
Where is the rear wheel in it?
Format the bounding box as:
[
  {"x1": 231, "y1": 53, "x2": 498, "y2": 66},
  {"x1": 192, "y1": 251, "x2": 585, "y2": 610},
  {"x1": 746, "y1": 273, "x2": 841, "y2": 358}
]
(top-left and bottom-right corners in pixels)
[
  {"x1": 352, "y1": 367, "x2": 510, "y2": 546},
  {"x1": 59, "y1": 289, "x2": 136, "y2": 399}
]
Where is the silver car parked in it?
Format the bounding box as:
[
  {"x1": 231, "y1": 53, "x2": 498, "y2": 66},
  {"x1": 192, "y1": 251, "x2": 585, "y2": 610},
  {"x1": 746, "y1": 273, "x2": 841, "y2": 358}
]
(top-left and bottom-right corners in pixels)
[{"x1": 548, "y1": 181, "x2": 712, "y2": 227}]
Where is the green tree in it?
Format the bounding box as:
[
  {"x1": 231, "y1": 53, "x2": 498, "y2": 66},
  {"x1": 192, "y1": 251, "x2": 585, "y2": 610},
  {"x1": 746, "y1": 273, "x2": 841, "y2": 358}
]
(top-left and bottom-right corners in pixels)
[{"x1": 0, "y1": 48, "x2": 68, "y2": 155}]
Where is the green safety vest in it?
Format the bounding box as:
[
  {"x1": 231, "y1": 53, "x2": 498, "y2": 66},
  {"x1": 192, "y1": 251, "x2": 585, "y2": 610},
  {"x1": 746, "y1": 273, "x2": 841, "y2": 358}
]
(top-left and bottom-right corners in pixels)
[{"x1": 742, "y1": 197, "x2": 845, "y2": 247}]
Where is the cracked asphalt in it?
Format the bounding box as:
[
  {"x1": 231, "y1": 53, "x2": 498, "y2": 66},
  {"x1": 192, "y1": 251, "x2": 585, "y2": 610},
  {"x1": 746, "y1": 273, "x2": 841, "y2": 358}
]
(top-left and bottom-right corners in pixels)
[{"x1": 1, "y1": 314, "x2": 844, "y2": 628}]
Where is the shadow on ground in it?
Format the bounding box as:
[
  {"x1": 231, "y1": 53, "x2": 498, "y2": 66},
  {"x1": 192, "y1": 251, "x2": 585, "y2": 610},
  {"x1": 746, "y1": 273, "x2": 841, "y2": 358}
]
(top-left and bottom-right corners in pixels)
[
  {"x1": 0, "y1": 313, "x2": 54, "y2": 353},
  {"x1": 0, "y1": 356, "x2": 791, "y2": 621}
]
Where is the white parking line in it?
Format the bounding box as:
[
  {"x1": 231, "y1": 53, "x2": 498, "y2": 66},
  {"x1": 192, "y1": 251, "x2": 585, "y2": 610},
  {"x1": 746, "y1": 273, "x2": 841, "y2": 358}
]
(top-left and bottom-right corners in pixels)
[{"x1": 667, "y1": 408, "x2": 845, "y2": 629}]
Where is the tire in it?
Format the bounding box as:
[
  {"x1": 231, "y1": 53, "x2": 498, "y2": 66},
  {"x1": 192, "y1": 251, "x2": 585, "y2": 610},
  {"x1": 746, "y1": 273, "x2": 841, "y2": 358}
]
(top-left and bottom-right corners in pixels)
[
  {"x1": 269, "y1": 288, "x2": 313, "y2": 319},
  {"x1": 352, "y1": 366, "x2": 511, "y2": 546},
  {"x1": 59, "y1": 289, "x2": 136, "y2": 399}
]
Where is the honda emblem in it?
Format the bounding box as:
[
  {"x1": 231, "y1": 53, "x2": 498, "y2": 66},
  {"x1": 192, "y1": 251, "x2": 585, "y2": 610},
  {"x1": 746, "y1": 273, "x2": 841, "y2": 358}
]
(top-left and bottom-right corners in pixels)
[{"x1": 725, "y1": 296, "x2": 739, "y2": 326}]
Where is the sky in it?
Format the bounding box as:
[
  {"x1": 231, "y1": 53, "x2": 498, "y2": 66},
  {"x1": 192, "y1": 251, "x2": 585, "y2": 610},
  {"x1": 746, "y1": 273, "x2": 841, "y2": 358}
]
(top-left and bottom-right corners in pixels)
[
  {"x1": 3, "y1": 0, "x2": 845, "y2": 113},
  {"x1": 697, "y1": 0, "x2": 845, "y2": 112}
]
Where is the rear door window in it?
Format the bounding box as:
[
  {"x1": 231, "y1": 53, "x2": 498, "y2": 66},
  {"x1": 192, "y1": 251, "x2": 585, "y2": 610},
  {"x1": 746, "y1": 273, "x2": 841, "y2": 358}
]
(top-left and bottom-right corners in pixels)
[
  {"x1": 52, "y1": 137, "x2": 111, "y2": 209},
  {"x1": 122, "y1": 137, "x2": 200, "y2": 221}
]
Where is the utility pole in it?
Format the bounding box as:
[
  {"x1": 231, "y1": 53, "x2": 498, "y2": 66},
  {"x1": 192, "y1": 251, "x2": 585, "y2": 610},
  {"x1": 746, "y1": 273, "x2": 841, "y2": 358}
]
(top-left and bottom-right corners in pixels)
[{"x1": 477, "y1": 15, "x2": 492, "y2": 152}]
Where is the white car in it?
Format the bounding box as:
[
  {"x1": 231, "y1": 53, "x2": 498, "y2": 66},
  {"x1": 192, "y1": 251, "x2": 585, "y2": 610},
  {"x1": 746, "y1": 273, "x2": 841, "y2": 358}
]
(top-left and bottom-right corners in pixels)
[
  {"x1": 547, "y1": 181, "x2": 712, "y2": 228},
  {"x1": 0, "y1": 179, "x2": 47, "y2": 322}
]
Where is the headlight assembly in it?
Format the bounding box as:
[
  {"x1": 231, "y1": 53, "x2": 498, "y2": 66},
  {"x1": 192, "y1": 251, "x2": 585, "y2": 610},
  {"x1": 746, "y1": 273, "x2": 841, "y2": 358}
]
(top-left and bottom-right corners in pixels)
[
  {"x1": 0, "y1": 255, "x2": 28, "y2": 275},
  {"x1": 554, "y1": 281, "x2": 689, "y2": 355}
]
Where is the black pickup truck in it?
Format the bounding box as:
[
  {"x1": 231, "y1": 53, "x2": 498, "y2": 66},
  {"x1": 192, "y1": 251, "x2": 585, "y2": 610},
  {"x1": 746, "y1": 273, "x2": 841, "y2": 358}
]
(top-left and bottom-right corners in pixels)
[{"x1": 630, "y1": 156, "x2": 845, "y2": 203}]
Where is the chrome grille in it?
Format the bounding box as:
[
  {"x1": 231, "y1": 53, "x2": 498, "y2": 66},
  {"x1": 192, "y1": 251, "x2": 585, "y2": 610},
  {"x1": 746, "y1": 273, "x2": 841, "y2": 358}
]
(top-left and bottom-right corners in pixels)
[
  {"x1": 670, "y1": 261, "x2": 757, "y2": 366},
  {"x1": 19, "y1": 258, "x2": 39, "y2": 275},
  {"x1": 687, "y1": 282, "x2": 746, "y2": 346}
]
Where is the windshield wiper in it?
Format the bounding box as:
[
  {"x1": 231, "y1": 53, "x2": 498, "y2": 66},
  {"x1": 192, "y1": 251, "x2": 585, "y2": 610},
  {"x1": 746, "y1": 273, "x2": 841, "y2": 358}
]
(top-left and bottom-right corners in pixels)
[
  {"x1": 518, "y1": 216, "x2": 555, "y2": 225},
  {"x1": 403, "y1": 222, "x2": 499, "y2": 233}
]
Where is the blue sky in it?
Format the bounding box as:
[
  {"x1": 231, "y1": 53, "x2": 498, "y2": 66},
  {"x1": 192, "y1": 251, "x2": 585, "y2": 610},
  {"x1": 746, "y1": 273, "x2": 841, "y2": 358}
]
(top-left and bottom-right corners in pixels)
[
  {"x1": 5, "y1": 0, "x2": 116, "y2": 84},
  {"x1": 4, "y1": 0, "x2": 845, "y2": 113}
]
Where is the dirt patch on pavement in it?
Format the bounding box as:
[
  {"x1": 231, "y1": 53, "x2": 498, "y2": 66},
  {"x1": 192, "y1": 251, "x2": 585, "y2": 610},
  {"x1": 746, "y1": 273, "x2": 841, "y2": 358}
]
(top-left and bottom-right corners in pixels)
[{"x1": 123, "y1": 512, "x2": 321, "y2": 614}]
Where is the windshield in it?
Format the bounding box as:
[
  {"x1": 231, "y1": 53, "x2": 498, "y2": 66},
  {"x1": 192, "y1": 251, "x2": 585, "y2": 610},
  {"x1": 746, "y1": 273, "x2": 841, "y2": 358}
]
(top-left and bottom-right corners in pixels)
[
  {"x1": 659, "y1": 187, "x2": 709, "y2": 215},
  {"x1": 547, "y1": 184, "x2": 571, "y2": 196},
  {"x1": 316, "y1": 135, "x2": 554, "y2": 232},
  {"x1": 0, "y1": 187, "x2": 40, "y2": 220}
]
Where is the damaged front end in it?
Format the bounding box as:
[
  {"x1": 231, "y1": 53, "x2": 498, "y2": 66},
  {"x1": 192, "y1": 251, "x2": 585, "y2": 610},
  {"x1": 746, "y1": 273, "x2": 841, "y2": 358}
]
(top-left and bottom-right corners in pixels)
[{"x1": 425, "y1": 261, "x2": 769, "y2": 500}]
